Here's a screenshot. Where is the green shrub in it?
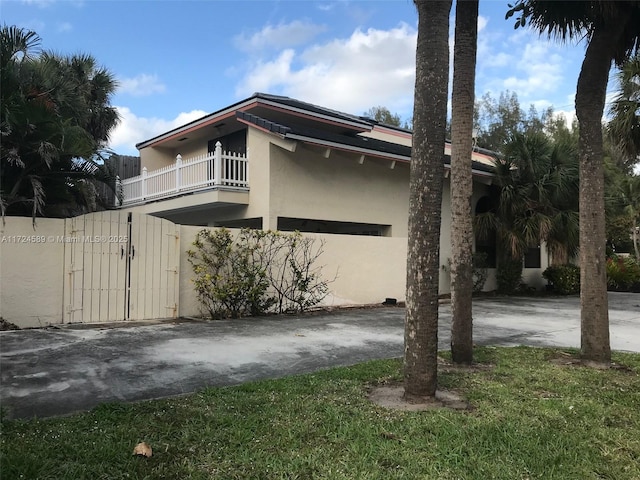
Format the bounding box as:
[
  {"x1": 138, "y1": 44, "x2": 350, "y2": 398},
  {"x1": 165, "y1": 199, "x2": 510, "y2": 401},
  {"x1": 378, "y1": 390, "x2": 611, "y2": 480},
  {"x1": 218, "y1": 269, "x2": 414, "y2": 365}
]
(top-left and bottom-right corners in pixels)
[
  {"x1": 186, "y1": 228, "x2": 274, "y2": 319},
  {"x1": 542, "y1": 264, "x2": 580, "y2": 295},
  {"x1": 496, "y1": 258, "x2": 523, "y2": 294},
  {"x1": 607, "y1": 256, "x2": 640, "y2": 292},
  {"x1": 187, "y1": 228, "x2": 331, "y2": 319}
]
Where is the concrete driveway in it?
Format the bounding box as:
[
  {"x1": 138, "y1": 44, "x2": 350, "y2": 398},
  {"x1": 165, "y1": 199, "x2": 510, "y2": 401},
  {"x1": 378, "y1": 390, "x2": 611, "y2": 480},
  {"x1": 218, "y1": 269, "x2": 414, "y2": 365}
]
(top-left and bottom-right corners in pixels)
[{"x1": 1, "y1": 293, "x2": 638, "y2": 419}]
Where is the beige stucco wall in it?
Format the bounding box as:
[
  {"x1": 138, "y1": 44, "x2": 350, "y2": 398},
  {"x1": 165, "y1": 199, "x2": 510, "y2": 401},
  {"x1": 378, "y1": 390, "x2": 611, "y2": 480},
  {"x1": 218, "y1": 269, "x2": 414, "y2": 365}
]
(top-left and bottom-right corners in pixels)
[
  {"x1": 176, "y1": 226, "x2": 408, "y2": 317},
  {"x1": 0, "y1": 217, "x2": 66, "y2": 328},
  {"x1": 1, "y1": 213, "x2": 549, "y2": 327},
  {"x1": 269, "y1": 142, "x2": 411, "y2": 236},
  {"x1": 313, "y1": 232, "x2": 407, "y2": 305},
  {"x1": 175, "y1": 142, "x2": 207, "y2": 160},
  {"x1": 140, "y1": 146, "x2": 174, "y2": 172}
]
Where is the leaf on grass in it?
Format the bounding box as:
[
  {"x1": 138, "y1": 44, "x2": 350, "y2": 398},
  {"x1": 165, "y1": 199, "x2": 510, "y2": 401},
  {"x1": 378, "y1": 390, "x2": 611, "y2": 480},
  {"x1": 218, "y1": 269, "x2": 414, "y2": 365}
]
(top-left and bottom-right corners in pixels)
[{"x1": 133, "y1": 442, "x2": 153, "y2": 457}]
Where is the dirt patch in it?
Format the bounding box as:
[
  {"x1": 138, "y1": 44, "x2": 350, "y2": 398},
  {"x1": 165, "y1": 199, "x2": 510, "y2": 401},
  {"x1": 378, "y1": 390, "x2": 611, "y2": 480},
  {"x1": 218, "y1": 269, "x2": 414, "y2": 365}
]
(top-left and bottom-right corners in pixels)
[
  {"x1": 368, "y1": 383, "x2": 472, "y2": 412},
  {"x1": 550, "y1": 351, "x2": 636, "y2": 373},
  {"x1": 0, "y1": 318, "x2": 20, "y2": 331}
]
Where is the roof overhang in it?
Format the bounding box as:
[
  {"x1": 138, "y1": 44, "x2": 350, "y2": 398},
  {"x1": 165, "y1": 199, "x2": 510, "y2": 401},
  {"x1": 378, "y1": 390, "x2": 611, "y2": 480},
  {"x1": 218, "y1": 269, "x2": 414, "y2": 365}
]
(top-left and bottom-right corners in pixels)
[{"x1": 136, "y1": 94, "x2": 373, "y2": 151}]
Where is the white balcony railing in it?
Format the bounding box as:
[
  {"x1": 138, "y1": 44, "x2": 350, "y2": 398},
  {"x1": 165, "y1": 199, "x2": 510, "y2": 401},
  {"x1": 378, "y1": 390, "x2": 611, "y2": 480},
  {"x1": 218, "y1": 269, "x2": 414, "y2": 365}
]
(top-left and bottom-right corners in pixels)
[{"x1": 119, "y1": 141, "x2": 248, "y2": 206}]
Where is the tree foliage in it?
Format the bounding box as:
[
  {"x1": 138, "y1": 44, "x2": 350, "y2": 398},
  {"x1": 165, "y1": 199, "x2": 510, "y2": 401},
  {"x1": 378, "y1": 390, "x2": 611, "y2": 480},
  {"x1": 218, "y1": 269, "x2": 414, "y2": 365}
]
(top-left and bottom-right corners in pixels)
[
  {"x1": 607, "y1": 53, "x2": 640, "y2": 172},
  {"x1": 187, "y1": 228, "x2": 331, "y2": 319},
  {"x1": 473, "y1": 90, "x2": 563, "y2": 151},
  {"x1": 1, "y1": 25, "x2": 121, "y2": 220},
  {"x1": 473, "y1": 90, "x2": 581, "y2": 269},
  {"x1": 505, "y1": 0, "x2": 640, "y2": 364}
]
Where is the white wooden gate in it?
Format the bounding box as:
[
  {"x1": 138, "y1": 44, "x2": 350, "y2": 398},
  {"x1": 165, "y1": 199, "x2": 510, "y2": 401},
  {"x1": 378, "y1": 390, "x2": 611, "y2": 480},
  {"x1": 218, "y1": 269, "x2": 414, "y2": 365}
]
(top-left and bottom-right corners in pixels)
[{"x1": 63, "y1": 211, "x2": 180, "y2": 323}]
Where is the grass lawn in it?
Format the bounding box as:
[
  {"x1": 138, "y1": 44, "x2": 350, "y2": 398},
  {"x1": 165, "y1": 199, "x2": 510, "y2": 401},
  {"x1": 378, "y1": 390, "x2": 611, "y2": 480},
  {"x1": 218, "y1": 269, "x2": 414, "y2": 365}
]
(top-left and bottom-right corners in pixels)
[{"x1": 1, "y1": 346, "x2": 639, "y2": 479}]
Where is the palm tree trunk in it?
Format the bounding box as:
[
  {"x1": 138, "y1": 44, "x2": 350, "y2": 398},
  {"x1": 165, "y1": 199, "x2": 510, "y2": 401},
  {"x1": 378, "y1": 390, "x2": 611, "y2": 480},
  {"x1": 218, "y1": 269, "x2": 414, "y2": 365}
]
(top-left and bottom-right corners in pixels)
[
  {"x1": 575, "y1": 25, "x2": 618, "y2": 364},
  {"x1": 450, "y1": 0, "x2": 478, "y2": 365},
  {"x1": 405, "y1": 0, "x2": 452, "y2": 400}
]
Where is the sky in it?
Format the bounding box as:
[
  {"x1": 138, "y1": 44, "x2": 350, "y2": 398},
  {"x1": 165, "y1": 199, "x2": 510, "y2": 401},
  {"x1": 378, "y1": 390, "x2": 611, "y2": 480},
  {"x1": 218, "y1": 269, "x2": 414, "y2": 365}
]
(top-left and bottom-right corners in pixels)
[{"x1": 2, "y1": 0, "x2": 611, "y2": 157}]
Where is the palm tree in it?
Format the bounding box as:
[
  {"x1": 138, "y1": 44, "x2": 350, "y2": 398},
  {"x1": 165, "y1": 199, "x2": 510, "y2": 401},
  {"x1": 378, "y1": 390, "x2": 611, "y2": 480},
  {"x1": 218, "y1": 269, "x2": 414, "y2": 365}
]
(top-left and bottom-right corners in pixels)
[
  {"x1": 1, "y1": 25, "x2": 120, "y2": 221},
  {"x1": 608, "y1": 53, "x2": 640, "y2": 171},
  {"x1": 607, "y1": 172, "x2": 640, "y2": 258},
  {"x1": 405, "y1": 0, "x2": 452, "y2": 400},
  {"x1": 507, "y1": 0, "x2": 640, "y2": 364},
  {"x1": 544, "y1": 137, "x2": 580, "y2": 265},
  {"x1": 474, "y1": 131, "x2": 579, "y2": 270},
  {"x1": 450, "y1": 0, "x2": 479, "y2": 365}
]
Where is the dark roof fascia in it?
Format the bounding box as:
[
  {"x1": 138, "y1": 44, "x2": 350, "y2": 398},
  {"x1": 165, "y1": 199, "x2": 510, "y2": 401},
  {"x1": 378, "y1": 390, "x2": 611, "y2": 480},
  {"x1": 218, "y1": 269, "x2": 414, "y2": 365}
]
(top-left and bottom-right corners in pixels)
[
  {"x1": 254, "y1": 93, "x2": 373, "y2": 131},
  {"x1": 136, "y1": 93, "x2": 375, "y2": 150},
  {"x1": 235, "y1": 111, "x2": 291, "y2": 135},
  {"x1": 444, "y1": 160, "x2": 496, "y2": 177},
  {"x1": 363, "y1": 118, "x2": 413, "y2": 135},
  {"x1": 285, "y1": 133, "x2": 412, "y2": 162},
  {"x1": 135, "y1": 95, "x2": 264, "y2": 149},
  {"x1": 238, "y1": 111, "x2": 495, "y2": 176}
]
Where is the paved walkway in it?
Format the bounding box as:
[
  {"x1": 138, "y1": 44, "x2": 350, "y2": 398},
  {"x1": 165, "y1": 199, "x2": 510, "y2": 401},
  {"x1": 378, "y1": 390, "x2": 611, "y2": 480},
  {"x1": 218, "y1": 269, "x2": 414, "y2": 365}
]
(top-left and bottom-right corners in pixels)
[{"x1": 1, "y1": 293, "x2": 638, "y2": 419}]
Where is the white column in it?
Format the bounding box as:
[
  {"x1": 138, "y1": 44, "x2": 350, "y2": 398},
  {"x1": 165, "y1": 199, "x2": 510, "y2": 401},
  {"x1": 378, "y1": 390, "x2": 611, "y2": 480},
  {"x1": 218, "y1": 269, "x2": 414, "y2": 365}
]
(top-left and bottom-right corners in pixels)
[
  {"x1": 141, "y1": 167, "x2": 147, "y2": 199},
  {"x1": 214, "y1": 141, "x2": 222, "y2": 185},
  {"x1": 245, "y1": 147, "x2": 249, "y2": 187},
  {"x1": 175, "y1": 154, "x2": 182, "y2": 192}
]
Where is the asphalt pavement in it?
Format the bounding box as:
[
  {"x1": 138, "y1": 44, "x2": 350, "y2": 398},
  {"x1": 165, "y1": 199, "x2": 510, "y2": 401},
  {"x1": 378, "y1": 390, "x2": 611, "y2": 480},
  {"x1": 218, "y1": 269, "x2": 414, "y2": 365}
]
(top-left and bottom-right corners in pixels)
[{"x1": 1, "y1": 293, "x2": 638, "y2": 419}]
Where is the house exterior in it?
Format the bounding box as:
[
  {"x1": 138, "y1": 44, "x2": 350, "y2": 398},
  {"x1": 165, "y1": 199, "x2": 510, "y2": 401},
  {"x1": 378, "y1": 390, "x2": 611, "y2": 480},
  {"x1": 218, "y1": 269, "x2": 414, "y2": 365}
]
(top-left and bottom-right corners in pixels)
[
  {"x1": 122, "y1": 93, "x2": 548, "y2": 297},
  {"x1": 0, "y1": 93, "x2": 552, "y2": 328}
]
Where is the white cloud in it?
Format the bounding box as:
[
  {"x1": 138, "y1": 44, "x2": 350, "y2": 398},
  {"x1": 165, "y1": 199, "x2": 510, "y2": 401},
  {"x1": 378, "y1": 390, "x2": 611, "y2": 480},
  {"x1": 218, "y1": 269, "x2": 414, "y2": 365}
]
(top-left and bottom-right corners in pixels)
[
  {"x1": 477, "y1": 15, "x2": 488, "y2": 33},
  {"x1": 234, "y1": 20, "x2": 327, "y2": 52},
  {"x1": 109, "y1": 107, "x2": 207, "y2": 155},
  {"x1": 552, "y1": 110, "x2": 577, "y2": 129},
  {"x1": 236, "y1": 23, "x2": 417, "y2": 117},
  {"x1": 317, "y1": 3, "x2": 335, "y2": 12},
  {"x1": 21, "y1": 0, "x2": 55, "y2": 7},
  {"x1": 56, "y1": 22, "x2": 72, "y2": 33},
  {"x1": 500, "y1": 40, "x2": 564, "y2": 97},
  {"x1": 118, "y1": 74, "x2": 166, "y2": 97}
]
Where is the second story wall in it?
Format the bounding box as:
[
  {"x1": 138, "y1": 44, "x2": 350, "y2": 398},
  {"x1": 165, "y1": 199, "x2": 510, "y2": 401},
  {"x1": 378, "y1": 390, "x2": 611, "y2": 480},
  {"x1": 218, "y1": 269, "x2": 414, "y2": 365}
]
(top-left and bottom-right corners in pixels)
[{"x1": 268, "y1": 144, "x2": 411, "y2": 236}]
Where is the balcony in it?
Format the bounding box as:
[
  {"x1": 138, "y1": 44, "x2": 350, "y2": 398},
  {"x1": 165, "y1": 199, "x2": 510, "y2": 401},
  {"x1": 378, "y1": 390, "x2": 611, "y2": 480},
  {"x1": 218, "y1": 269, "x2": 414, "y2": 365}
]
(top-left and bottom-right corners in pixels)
[{"x1": 120, "y1": 142, "x2": 248, "y2": 206}]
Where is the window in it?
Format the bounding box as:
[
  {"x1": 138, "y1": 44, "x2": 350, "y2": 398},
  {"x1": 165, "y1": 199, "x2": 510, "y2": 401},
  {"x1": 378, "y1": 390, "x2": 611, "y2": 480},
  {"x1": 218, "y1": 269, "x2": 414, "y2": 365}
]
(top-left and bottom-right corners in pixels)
[
  {"x1": 524, "y1": 245, "x2": 541, "y2": 269},
  {"x1": 277, "y1": 217, "x2": 391, "y2": 236},
  {"x1": 474, "y1": 196, "x2": 497, "y2": 268},
  {"x1": 208, "y1": 130, "x2": 247, "y2": 155}
]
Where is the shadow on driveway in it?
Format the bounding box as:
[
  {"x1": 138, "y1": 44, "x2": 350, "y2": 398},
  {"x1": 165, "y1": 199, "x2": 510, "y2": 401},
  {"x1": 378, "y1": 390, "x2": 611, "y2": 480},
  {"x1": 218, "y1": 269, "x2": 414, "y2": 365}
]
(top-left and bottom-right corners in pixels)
[{"x1": 1, "y1": 293, "x2": 638, "y2": 419}]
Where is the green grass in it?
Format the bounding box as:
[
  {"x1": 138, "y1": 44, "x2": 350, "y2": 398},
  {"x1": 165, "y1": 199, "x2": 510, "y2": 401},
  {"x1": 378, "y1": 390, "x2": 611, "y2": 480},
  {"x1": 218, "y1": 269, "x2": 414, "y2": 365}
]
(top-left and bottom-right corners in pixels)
[{"x1": 2, "y1": 347, "x2": 639, "y2": 479}]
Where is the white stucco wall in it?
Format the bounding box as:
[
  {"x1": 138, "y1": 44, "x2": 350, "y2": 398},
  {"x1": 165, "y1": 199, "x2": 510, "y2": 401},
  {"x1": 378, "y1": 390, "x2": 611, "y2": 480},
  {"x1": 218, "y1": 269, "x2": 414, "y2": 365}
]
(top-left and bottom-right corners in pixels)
[
  {"x1": 1, "y1": 213, "x2": 548, "y2": 327},
  {"x1": 269, "y1": 142, "x2": 411, "y2": 236},
  {"x1": 176, "y1": 226, "x2": 408, "y2": 318},
  {"x1": 0, "y1": 217, "x2": 66, "y2": 328}
]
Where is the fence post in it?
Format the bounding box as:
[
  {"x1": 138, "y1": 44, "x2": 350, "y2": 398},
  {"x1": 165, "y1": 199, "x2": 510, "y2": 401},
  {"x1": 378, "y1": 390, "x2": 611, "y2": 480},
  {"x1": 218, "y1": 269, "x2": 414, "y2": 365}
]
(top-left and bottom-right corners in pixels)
[
  {"x1": 175, "y1": 154, "x2": 182, "y2": 192},
  {"x1": 245, "y1": 147, "x2": 249, "y2": 187},
  {"x1": 214, "y1": 141, "x2": 222, "y2": 186},
  {"x1": 141, "y1": 167, "x2": 147, "y2": 199}
]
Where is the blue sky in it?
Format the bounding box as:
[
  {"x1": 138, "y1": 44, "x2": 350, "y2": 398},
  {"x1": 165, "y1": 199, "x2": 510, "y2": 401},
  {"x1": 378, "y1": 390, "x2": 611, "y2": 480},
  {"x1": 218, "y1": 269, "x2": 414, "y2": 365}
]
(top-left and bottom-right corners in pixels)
[{"x1": 2, "y1": 0, "x2": 602, "y2": 156}]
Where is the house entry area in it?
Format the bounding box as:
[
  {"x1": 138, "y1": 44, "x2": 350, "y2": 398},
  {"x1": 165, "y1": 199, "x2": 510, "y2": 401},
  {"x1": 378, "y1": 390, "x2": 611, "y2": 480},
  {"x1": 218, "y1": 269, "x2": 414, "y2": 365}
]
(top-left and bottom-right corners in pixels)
[{"x1": 63, "y1": 211, "x2": 180, "y2": 323}]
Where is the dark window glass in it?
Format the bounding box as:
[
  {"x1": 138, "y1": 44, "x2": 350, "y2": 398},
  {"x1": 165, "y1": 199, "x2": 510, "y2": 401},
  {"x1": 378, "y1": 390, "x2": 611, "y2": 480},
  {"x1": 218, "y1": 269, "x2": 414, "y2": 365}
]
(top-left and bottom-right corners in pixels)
[{"x1": 524, "y1": 246, "x2": 541, "y2": 269}]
